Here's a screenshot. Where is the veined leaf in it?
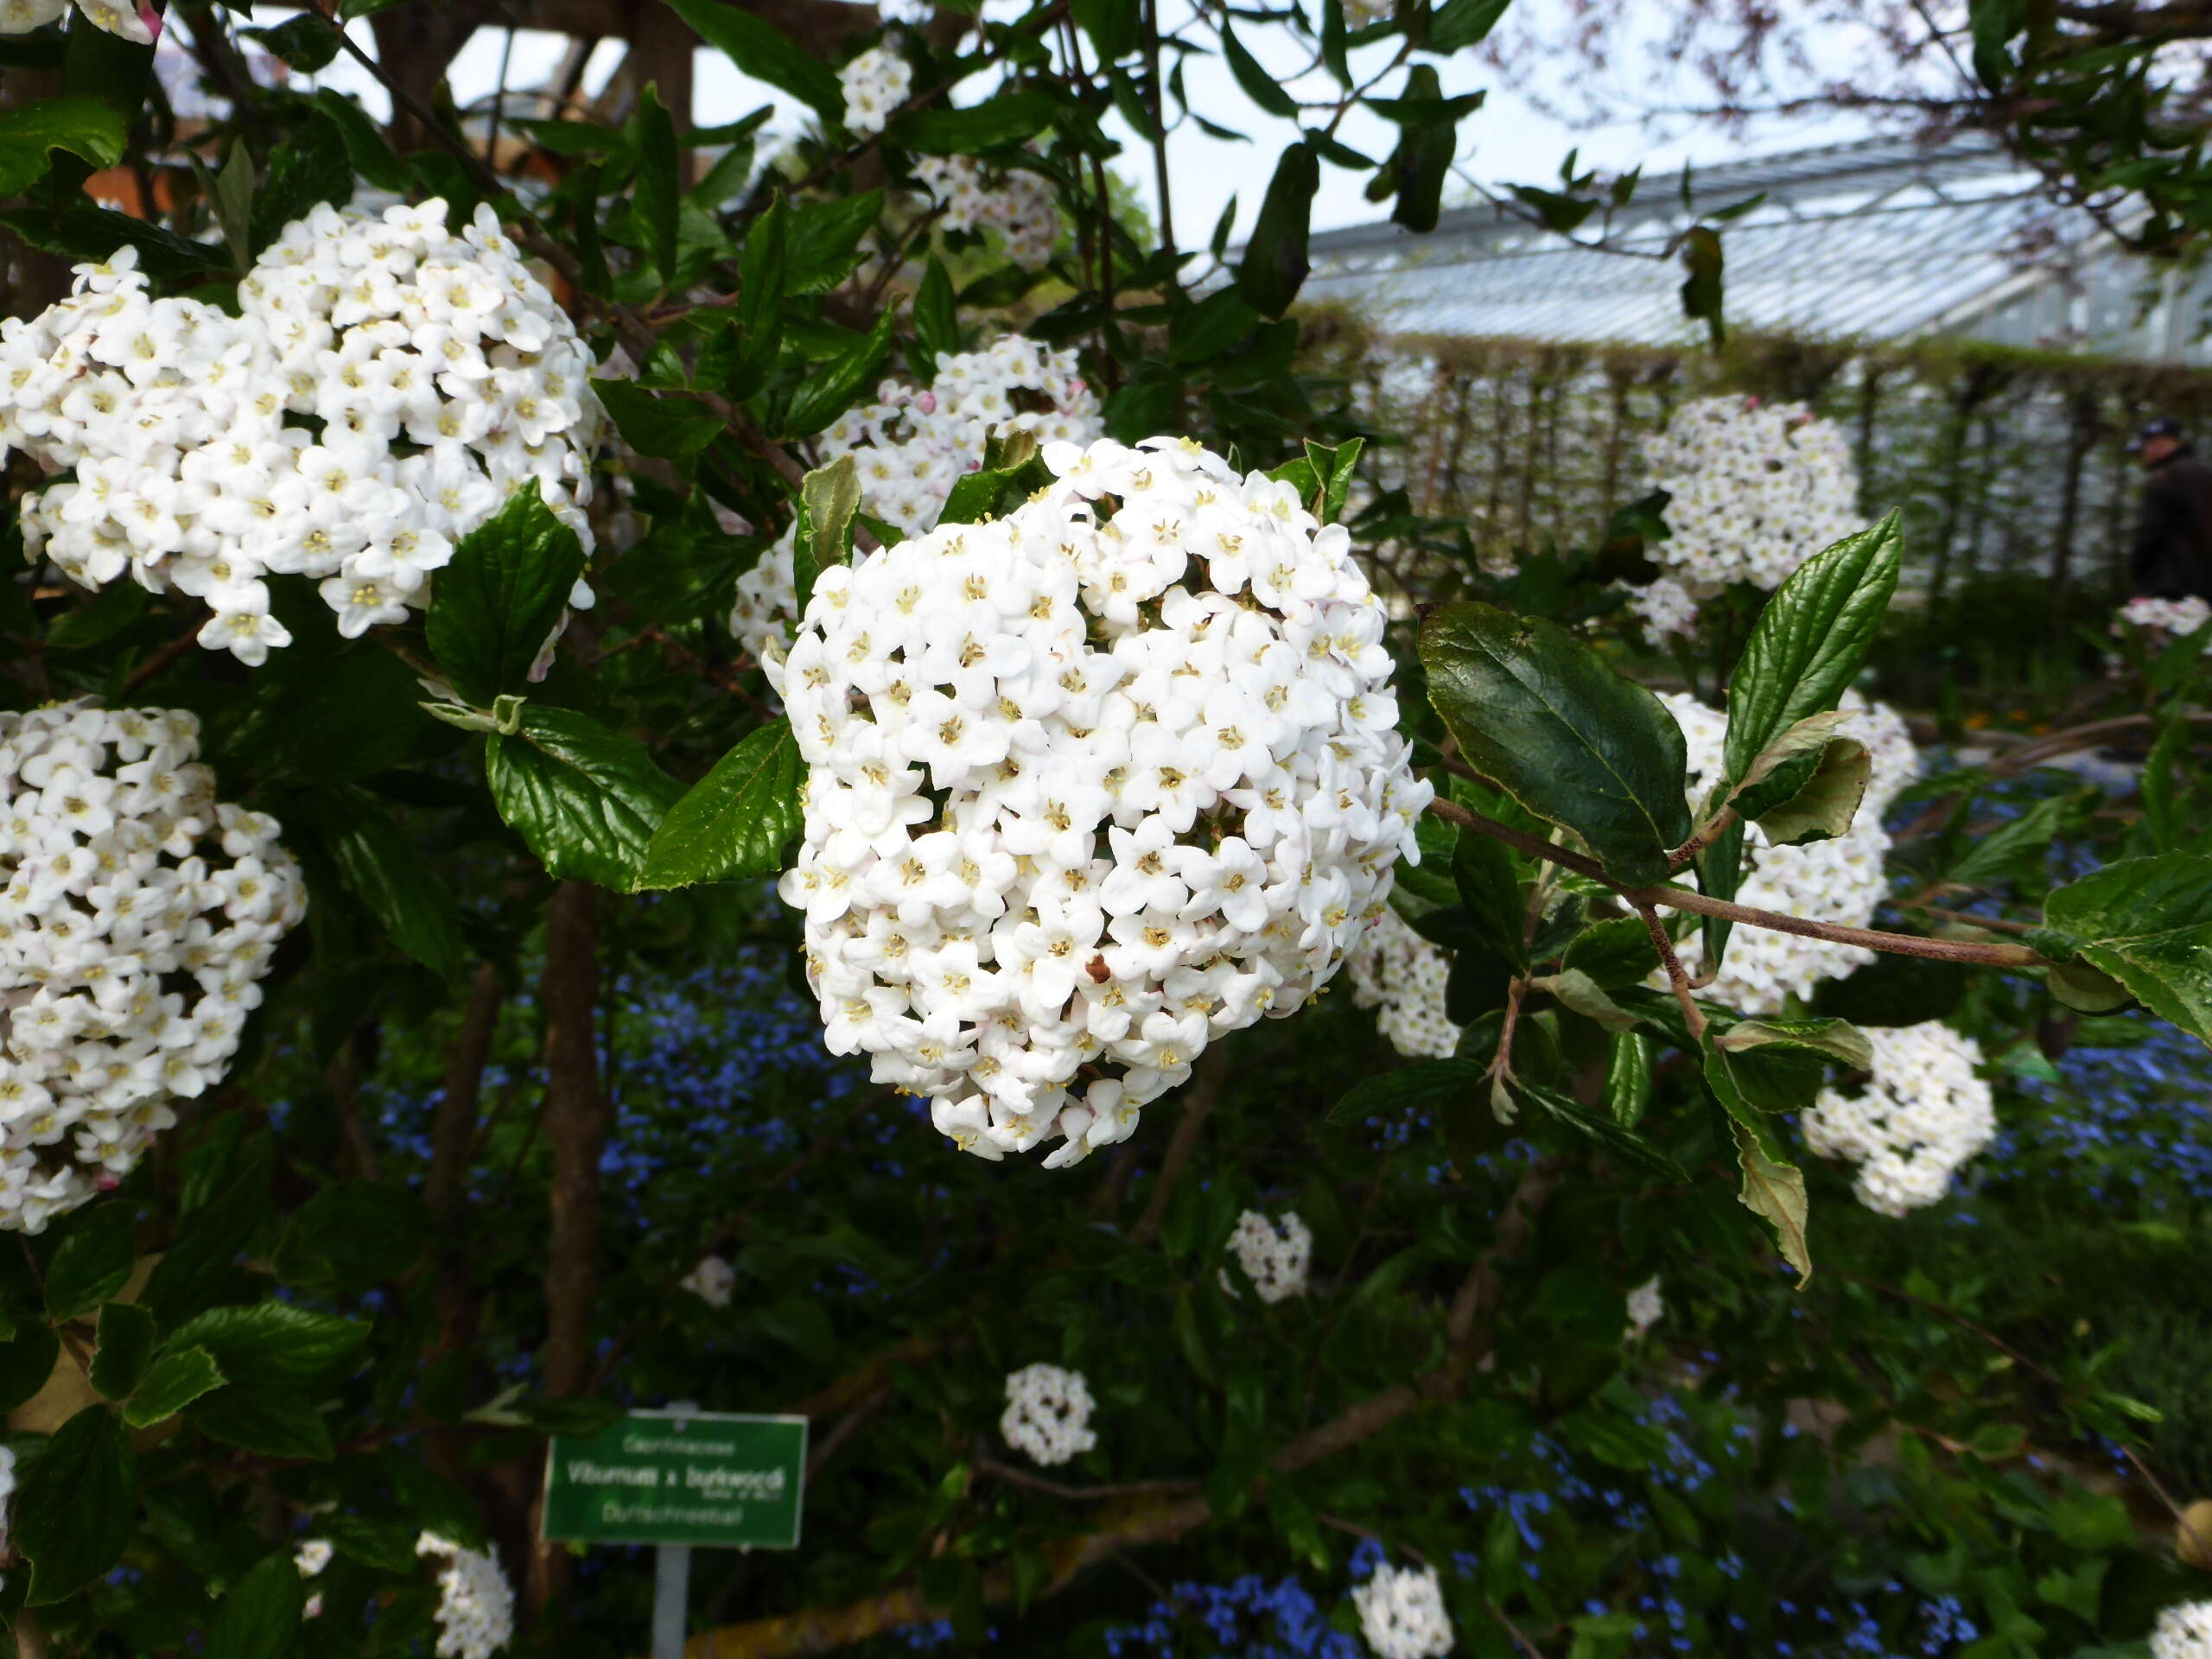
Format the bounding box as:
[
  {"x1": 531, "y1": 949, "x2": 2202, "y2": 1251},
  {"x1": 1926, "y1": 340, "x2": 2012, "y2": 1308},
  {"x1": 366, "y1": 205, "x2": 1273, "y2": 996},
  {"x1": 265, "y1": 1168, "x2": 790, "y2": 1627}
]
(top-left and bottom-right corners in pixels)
[
  {"x1": 636, "y1": 720, "x2": 805, "y2": 891},
  {"x1": 2044, "y1": 853, "x2": 2212, "y2": 1045},
  {"x1": 486, "y1": 708, "x2": 684, "y2": 890}
]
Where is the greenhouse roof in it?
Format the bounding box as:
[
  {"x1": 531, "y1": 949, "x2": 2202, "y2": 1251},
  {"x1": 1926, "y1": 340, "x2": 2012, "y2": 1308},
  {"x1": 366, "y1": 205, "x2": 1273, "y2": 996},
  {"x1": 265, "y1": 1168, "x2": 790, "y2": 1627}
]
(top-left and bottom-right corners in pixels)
[{"x1": 1298, "y1": 133, "x2": 2177, "y2": 355}]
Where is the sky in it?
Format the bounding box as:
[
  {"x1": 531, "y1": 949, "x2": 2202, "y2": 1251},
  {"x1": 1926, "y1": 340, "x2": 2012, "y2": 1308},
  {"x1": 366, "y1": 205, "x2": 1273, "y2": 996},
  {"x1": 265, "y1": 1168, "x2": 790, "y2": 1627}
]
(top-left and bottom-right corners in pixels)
[{"x1": 261, "y1": 2, "x2": 1879, "y2": 251}]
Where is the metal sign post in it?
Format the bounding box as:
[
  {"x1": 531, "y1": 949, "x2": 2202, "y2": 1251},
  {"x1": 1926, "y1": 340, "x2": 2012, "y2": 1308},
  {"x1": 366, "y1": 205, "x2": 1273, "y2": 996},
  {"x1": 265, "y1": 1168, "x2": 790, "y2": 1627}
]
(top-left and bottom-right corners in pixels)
[{"x1": 650, "y1": 1402, "x2": 696, "y2": 1659}]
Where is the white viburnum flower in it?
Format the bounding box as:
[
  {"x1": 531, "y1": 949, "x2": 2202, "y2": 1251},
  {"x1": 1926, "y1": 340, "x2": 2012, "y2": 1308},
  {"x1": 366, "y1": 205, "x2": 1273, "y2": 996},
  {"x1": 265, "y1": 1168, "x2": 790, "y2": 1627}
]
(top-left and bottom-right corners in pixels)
[
  {"x1": 1352, "y1": 1561, "x2": 1454, "y2": 1659},
  {"x1": 0, "y1": 201, "x2": 602, "y2": 663},
  {"x1": 1000, "y1": 1362, "x2": 1096, "y2": 1465},
  {"x1": 732, "y1": 334, "x2": 1102, "y2": 679},
  {"x1": 1802, "y1": 1022, "x2": 1994, "y2": 1217},
  {"x1": 1626, "y1": 1274, "x2": 1663, "y2": 1338},
  {"x1": 1621, "y1": 574, "x2": 1699, "y2": 642},
  {"x1": 1658, "y1": 690, "x2": 1919, "y2": 1015},
  {"x1": 1643, "y1": 394, "x2": 1862, "y2": 593},
  {"x1": 417, "y1": 1534, "x2": 515, "y2": 1659},
  {"x1": 2153, "y1": 1602, "x2": 2212, "y2": 1659},
  {"x1": 913, "y1": 155, "x2": 1060, "y2": 271},
  {"x1": 839, "y1": 44, "x2": 912, "y2": 135},
  {"x1": 777, "y1": 435, "x2": 1431, "y2": 1166},
  {"x1": 2116, "y1": 594, "x2": 2212, "y2": 652},
  {"x1": 0, "y1": 1, "x2": 156, "y2": 41},
  {"x1": 679, "y1": 1254, "x2": 735, "y2": 1308},
  {"x1": 1345, "y1": 906, "x2": 1460, "y2": 1058},
  {"x1": 1222, "y1": 1209, "x2": 1313, "y2": 1302},
  {"x1": 0, "y1": 701, "x2": 306, "y2": 1234}
]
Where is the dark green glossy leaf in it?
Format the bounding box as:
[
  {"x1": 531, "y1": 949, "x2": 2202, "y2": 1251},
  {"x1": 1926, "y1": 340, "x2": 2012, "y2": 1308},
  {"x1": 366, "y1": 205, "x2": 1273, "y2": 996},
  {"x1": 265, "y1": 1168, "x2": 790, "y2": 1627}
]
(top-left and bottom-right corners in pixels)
[
  {"x1": 189, "y1": 1387, "x2": 334, "y2": 1461},
  {"x1": 0, "y1": 1323, "x2": 59, "y2": 1414},
  {"x1": 594, "y1": 378, "x2": 725, "y2": 459},
  {"x1": 627, "y1": 83, "x2": 681, "y2": 283},
  {"x1": 44, "y1": 1199, "x2": 136, "y2": 1320},
  {"x1": 87, "y1": 1301, "x2": 155, "y2": 1401},
  {"x1": 1421, "y1": 602, "x2": 1691, "y2": 885},
  {"x1": 486, "y1": 707, "x2": 683, "y2": 889},
  {"x1": 887, "y1": 94, "x2": 1058, "y2": 154},
  {"x1": 1220, "y1": 22, "x2": 1300, "y2": 118},
  {"x1": 18, "y1": 1405, "x2": 134, "y2": 1605},
  {"x1": 637, "y1": 719, "x2": 805, "y2": 890},
  {"x1": 2044, "y1": 854, "x2": 2212, "y2": 1043},
  {"x1": 665, "y1": 0, "x2": 844, "y2": 120},
  {"x1": 784, "y1": 310, "x2": 896, "y2": 438},
  {"x1": 1517, "y1": 1081, "x2": 1687, "y2": 1182},
  {"x1": 1328, "y1": 1058, "x2": 1486, "y2": 1126},
  {"x1": 207, "y1": 1548, "x2": 308, "y2": 1659},
  {"x1": 1604, "y1": 1029, "x2": 1653, "y2": 1126},
  {"x1": 426, "y1": 482, "x2": 591, "y2": 707},
  {"x1": 124, "y1": 1345, "x2": 226, "y2": 1427},
  {"x1": 0, "y1": 95, "x2": 127, "y2": 196},
  {"x1": 1452, "y1": 826, "x2": 1527, "y2": 969},
  {"x1": 1730, "y1": 1118, "x2": 1811, "y2": 1285},
  {"x1": 296, "y1": 785, "x2": 467, "y2": 982},
  {"x1": 1237, "y1": 141, "x2": 1319, "y2": 320},
  {"x1": 163, "y1": 1301, "x2": 368, "y2": 1384}
]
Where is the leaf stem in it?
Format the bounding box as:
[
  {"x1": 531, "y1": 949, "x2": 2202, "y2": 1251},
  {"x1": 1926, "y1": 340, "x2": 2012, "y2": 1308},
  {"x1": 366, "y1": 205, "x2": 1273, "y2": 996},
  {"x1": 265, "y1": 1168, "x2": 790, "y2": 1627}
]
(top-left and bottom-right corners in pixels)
[
  {"x1": 1667, "y1": 804, "x2": 1738, "y2": 870},
  {"x1": 1426, "y1": 796, "x2": 2044, "y2": 970},
  {"x1": 1635, "y1": 899, "x2": 1707, "y2": 1043}
]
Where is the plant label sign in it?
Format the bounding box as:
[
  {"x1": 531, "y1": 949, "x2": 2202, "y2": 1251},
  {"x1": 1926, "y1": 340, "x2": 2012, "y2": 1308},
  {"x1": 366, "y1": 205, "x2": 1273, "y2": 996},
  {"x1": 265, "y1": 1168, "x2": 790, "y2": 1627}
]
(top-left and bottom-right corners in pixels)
[{"x1": 541, "y1": 1410, "x2": 808, "y2": 1548}]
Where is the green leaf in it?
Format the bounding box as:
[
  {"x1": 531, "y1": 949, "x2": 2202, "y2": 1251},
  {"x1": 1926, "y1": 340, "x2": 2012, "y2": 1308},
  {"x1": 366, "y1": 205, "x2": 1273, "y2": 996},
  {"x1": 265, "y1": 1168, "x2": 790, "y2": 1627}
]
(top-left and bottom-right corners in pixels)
[
  {"x1": 17, "y1": 1405, "x2": 135, "y2": 1605},
  {"x1": 1948, "y1": 790, "x2": 2075, "y2": 887},
  {"x1": 1237, "y1": 140, "x2": 1319, "y2": 321},
  {"x1": 1680, "y1": 225, "x2": 1726, "y2": 345},
  {"x1": 486, "y1": 707, "x2": 683, "y2": 890},
  {"x1": 1382, "y1": 75, "x2": 1456, "y2": 236},
  {"x1": 1713, "y1": 1016, "x2": 1872, "y2": 1074},
  {"x1": 1719, "y1": 513, "x2": 1903, "y2": 793},
  {"x1": 637, "y1": 719, "x2": 805, "y2": 891},
  {"x1": 1452, "y1": 828, "x2": 1527, "y2": 969},
  {"x1": 1327, "y1": 1058, "x2": 1486, "y2": 1127},
  {"x1": 1723, "y1": 708, "x2": 1856, "y2": 816},
  {"x1": 426, "y1": 483, "x2": 591, "y2": 707},
  {"x1": 163, "y1": 1301, "x2": 368, "y2": 1384},
  {"x1": 208, "y1": 136, "x2": 255, "y2": 273},
  {"x1": 628, "y1": 83, "x2": 681, "y2": 284},
  {"x1": 87, "y1": 1301, "x2": 156, "y2": 1401},
  {"x1": 189, "y1": 1386, "x2": 335, "y2": 1461},
  {"x1": 1516, "y1": 1081, "x2": 1687, "y2": 1182},
  {"x1": 297, "y1": 786, "x2": 467, "y2": 982},
  {"x1": 912, "y1": 254, "x2": 959, "y2": 377},
  {"x1": 1429, "y1": 0, "x2": 1511, "y2": 51},
  {"x1": 1704, "y1": 1028, "x2": 1830, "y2": 1120},
  {"x1": 0, "y1": 95, "x2": 128, "y2": 196},
  {"x1": 44, "y1": 1199, "x2": 136, "y2": 1320},
  {"x1": 1730, "y1": 1119, "x2": 1812, "y2": 1285},
  {"x1": 207, "y1": 1549, "x2": 308, "y2": 1659},
  {"x1": 1604, "y1": 1029, "x2": 1653, "y2": 1126},
  {"x1": 124, "y1": 1345, "x2": 226, "y2": 1427},
  {"x1": 784, "y1": 310, "x2": 896, "y2": 438},
  {"x1": 792, "y1": 453, "x2": 861, "y2": 620},
  {"x1": 1420, "y1": 602, "x2": 1691, "y2": 886},
  {"x1": 249, "y1": 115, "x2": 356, "y2": 257},
  {"x1": 1744, "y1": 738, "x2": 1870, "y2": 847},
  {"x1": 309, "y1": 89, "x2": 412, "y2": 194},
  {"x1": 938, "y1": 429, "x2": 1052, "y2": 526},
  {"x1": 274, "y1": 1182, "x2": 428, "y2": 1294},
  {"x1": 1541, "y1": 968, "x2": 1640, "y2": 1033},
  {"x1": 1220, "y1": 22, "x2": 1300, "y2": 118},
  {"x1": 0, "y1": 1324, "x2": 60, "y2": 1414},
  {"x1": 1072, "y1": 0, "x2": 1141, "y2": 58},
  {"x1": 2049, "y1": 958, "x2": 2134, "y2": 1014},
  {"x1": 887, "y1": 94, "x2": 1058, "y2": 154},
  {"x1": 594, "y1": 378, "x2": 726, "y2": 459},
  {"x1": 2044, "y1": 854, "x2": 2212, "y2": 1043},
  {"x1": 1561, "y1": 914, "x2": 1660, "y2": 989},
  {"x1": 664, "y1": 0, "x2": 844, "y2": 120}
]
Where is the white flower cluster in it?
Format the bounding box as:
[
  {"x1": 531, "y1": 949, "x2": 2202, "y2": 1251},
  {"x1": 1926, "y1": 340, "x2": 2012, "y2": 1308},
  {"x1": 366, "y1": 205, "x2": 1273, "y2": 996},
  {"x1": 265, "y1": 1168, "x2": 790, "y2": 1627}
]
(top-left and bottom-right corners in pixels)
[
  {"x1": 0, "y1": 1, "x2": 154, "y2": 42},
  {"x1": 915, "y1": 155, "x2": 1060, "y2": 271},
  {"x1": 840, "y1": 44, "x2": 911, "y2": 135},
  {"x1": 2116, "y1": 594, "x2": 2212, "y2": 646},
  {"x1": 679, "y1": 1254, "x2": 734, "y2": 1308},
  {"x1": 1223, "y1": 1209, "x2": 1312, "y2": 1302},
  {"x1": 417, "y1": 1533, "x2": 515, "y2": 1659},
  {"x1": 0, "y1": 702, "x2": 304, "y2": 1234},
  {"x1": 0, "y1": 200, "x2": 601, "y2": 664},
  {"x1": 1643, "y1": 395, "x2": 1862, "y2": 592},
  {"x1": 1626, "y1": 1274, "x2": 1663, "y2": 1339},
  {"x1": 1345, "y1": 906, "x2": 1459, "y2": 1059},
  {"x1": 731, "y1": 334, "x2": 1102, "y2": 675},
  {"x1": 777, "y1": 436, "x2": 1429, "y2": 1165},
  {"x1": 1622, "y1": 574, "x2": 1699, "y2": 642},
  {"x1": 1803, "y1": 1021, "x2": 1994, "y2": 1217},
  {"x1": 1352, "y1": 1562, "x2": 1454, "y2": 1659},
  {"x1": 0, "y1": 1444, "x2": 15, "y2": 1570},
  {"x1": 2153, "y1": 1602, "x2": 2212, "y2": 1659},
  {"x1": 1000, "y1": 1362, "x2": 1097, "y2": 1466},
  {"x1": 1661, "y1": 691, "x2": 1917, "y2": 1015}
]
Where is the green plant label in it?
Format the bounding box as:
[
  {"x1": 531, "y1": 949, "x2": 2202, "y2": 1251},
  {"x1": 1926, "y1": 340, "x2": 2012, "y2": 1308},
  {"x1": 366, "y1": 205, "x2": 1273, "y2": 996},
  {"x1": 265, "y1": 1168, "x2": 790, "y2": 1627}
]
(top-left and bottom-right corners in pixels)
[{"x1": 540, "y1": 1410, "x2": 807, "y2": 1548}]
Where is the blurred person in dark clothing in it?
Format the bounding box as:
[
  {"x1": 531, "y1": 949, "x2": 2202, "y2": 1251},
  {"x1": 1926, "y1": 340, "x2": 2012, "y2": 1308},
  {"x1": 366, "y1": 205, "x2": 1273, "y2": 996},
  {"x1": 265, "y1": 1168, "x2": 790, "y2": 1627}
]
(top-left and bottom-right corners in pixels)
[{"x1": 2129, "y1": 416, "x2": 2212, "y2": 600}]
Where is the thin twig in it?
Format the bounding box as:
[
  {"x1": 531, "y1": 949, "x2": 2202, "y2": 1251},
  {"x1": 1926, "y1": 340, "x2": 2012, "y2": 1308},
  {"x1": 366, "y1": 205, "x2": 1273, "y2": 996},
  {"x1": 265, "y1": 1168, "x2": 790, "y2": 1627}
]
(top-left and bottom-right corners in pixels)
[
  {"x1": 1668, "y1": 805, "x2": 1738, "y2": 870},
  {"x1": 1635, "y1": 900, "x2": 1707, "y2": 1044},
  {"x1": 974, "y1": 1457, "x2": 1199, "y2": 1502},
  {"x1": 1488, "y1": 1599, "x2": 1548, "y2": 1659}
]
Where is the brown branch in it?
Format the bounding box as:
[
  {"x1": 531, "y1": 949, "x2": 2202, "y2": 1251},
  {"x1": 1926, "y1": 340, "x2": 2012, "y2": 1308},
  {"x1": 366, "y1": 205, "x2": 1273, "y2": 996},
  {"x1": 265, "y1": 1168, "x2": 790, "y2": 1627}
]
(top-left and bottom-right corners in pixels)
[
  {"x1": 973, "y1": 1458, "x2": 1200, "y2": 1502},
  {"x1": 1425, "y1": 798, "x2": 2044, "y2": 971},
  {"x1": 121, "y1": 619, "x2": 204, "y2": 694},
  {"x1": 1129, "y1": 1043, "x2": 1231, "y2": 1248},
  {"x1": 530, "y1": 880, "x2": 605, "y2": 1620},
  {"x1": 1667, "y1": 804, "x2": 1738, "y2": 871},
  {"x1": 424, "y1": 964, "x2": 505, "y2": 1477},
  {"x1": 1636, "y1": 900, "x2": 1707, "y2": 1044},
  {"x1": 676, "y1": 1159, "x2": 1563, "y2": 1659},
  {"x1": 807, "y1": 1385, "x2": 894, "y2": 1478}
]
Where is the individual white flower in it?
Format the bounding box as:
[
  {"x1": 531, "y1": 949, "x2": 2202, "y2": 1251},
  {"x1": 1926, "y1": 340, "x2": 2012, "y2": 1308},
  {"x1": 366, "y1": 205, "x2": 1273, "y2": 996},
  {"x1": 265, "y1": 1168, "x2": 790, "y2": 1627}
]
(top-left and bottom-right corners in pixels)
[
  {"x1": 1658, "y1": 690, "x2": 1918, "y2": 1015},
  {"x1": 1000, "y1": 1363, "x2": 1096, "y2": 1465},
  {"x1": 294, "y1": 1539, "x2": 333, "y2": 1577},
  {"x1": 0, "y1": 701, "x2": 305, "y2": 1234},
  {"x1": 0, "y1": 202, "x2": 601, "y2": 662},
  {"x1": 1644, "y1": 396, "x2": 1862, "y2": 593},
  {"x1": 2153, "y1": 1601, "x2": 2212, "y2": 1659},
  {"x1": 1625, "y1": 1274, "x2": 1663, "y2": 1339},
  {"x1": 1802, "y1": 1022, "x2": 1994, "y2": 1217},
  {"x1": 416, "y1": 1533, "x2": 514, "y2": 1659},
  {"x1": 913, "y1": 155, "x2": 1061, "y2": 271},
  {"x1": 839, "y1": 44, "x2": 912, "y2": 135},
  {"x1": 1352, "y1": 1561, "x2": 1453, "y2": 1659},
  {"x1": 1345, "y1": 906, "x2": 1459, "y2": 1058},
  {"x1": 679, "y1": 1254, "x2": 735, "y2": 1308},
  {"x1": 1222, "y1": 1209, "x2": 1312, "y2": 1302},
  {"x1": 778, "y1": 435, "x2": 1430, "y2": 1165},
  {"x1": 731, "y1": 334, "x2": 1102, "y2": 678}
]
